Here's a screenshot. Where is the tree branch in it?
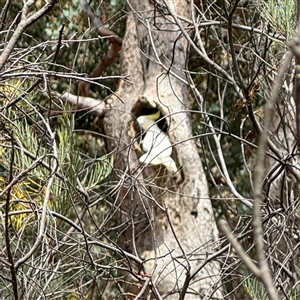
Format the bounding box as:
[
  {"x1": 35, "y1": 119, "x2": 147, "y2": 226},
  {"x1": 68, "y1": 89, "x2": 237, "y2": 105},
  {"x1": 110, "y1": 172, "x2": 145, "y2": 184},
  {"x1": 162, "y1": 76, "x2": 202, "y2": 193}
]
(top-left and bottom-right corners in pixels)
[
  {"x1": 57, "y1": 92, "x2": 108, "y2": 116},
  {"x1": 0, "y1": 0, "x2": 57, "y2": 71},
  {"x1": 78, "y1": 0, "x2": 123, "y2": 96}
]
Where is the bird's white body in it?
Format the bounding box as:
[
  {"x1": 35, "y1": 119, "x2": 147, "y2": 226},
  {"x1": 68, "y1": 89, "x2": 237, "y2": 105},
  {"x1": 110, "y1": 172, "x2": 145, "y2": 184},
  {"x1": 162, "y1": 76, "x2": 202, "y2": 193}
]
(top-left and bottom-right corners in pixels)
[{"x1": 137, "y1": 112, "x2": 177, "y2": 173}]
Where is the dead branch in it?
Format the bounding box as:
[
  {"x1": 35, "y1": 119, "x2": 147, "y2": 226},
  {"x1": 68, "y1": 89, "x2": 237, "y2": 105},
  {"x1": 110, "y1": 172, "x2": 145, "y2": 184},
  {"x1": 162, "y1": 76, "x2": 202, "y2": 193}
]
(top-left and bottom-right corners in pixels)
[
  {"x1": 78, "y1": 0, "x2": 123, "y2": 96},
  {"x1": 57, "y1": 92, "x2": 108, "y2": 116}
]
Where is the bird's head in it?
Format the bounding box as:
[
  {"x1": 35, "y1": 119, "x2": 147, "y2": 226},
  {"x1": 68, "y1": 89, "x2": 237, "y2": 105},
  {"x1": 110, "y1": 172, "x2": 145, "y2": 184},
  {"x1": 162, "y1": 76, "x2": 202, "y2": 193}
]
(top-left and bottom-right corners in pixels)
[{"x1": 137, "y1": 111, "x2": 160, "y2": 130}]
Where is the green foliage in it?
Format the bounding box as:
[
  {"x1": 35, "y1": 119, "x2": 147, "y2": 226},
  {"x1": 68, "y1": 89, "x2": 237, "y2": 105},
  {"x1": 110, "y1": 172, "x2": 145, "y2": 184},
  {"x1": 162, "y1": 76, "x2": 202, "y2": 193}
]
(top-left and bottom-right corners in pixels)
[
  {"x1": 0, "y1": 1, "x2": 126, "y2": 297},
  {"x1": 0, "y1": 89, "x2": 112, "y2": 231},
  {"x1": 53, "y1": 111, "x2": 113, "y2": 214},
  {"x1": 2, "y1": 0, "x2": 299, "y2": 298},
  {"x1": 244, "y1": 277, "x2": 269, "y2": 300},
  {"x1": 244, "y1": 277, "x2": 300, "y2": 300},
  {"x1": 262, "y1": 0, "x2": 297, "y2": 39}
]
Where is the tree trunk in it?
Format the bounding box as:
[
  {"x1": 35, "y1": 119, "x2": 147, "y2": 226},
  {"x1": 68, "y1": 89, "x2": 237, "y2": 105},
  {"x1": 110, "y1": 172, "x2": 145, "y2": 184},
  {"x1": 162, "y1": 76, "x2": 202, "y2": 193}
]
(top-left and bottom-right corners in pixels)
[{"x1": 103, "y1": 1, "x2": 222, "y2": 298}]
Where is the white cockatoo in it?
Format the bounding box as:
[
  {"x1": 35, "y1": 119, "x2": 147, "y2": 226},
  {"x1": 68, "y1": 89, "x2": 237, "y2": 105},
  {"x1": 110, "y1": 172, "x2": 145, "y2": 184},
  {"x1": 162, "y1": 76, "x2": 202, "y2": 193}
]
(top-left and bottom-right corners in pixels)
[{"x1": 137, "y1": 111, "x2": 177, "y2": 173}]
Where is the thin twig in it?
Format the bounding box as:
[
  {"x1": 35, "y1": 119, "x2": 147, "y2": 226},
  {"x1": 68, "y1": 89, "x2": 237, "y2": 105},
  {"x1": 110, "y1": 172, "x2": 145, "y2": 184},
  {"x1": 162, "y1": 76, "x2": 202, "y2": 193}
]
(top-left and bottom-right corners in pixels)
[
  {"x1": 0, "y1": 0, "x2": 57, "y2": 71},
  {"x1": 252, "y1": 51, "x2": 293, "y2": 300}
]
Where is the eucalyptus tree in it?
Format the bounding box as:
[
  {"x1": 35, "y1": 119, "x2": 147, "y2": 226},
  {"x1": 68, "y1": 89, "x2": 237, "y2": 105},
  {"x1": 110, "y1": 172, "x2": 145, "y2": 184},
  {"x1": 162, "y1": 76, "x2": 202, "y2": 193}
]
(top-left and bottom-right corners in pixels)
[{"x1": 1, "y1": 0, "x2": 299, "y2": 299}]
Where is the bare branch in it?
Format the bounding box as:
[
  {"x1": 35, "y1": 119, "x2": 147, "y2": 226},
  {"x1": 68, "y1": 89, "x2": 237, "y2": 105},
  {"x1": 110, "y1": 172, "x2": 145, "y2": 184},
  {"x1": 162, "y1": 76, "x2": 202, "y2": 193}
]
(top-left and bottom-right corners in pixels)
[
  {"x1": 0, "y1": 0, "x2": 57, "y2": 71},
  {"x1": 251, "y1": 52, "x2": 293, "y2": 300},
  {"x1": 219, "y1": 219, "x2": 261, "y2": 277},
  {"x1": 78, "y1": 0, "x2": 123, "y2": 96},
  {"x1": 57, "y1": 92, "x2": 108, "y2": 116}
]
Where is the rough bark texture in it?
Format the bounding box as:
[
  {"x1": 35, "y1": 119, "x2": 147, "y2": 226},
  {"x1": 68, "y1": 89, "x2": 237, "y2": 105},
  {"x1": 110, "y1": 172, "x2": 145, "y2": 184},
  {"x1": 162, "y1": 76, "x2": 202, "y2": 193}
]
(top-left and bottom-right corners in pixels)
[{"x1": 103, "y1": 1, "x2": 222, "y2": 298}]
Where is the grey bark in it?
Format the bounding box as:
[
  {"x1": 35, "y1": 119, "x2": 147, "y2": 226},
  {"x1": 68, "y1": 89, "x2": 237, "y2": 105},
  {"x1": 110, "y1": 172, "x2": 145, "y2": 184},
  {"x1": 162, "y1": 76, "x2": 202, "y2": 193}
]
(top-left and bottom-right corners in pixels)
[{"x1": 103, "y1": 1, "x2": 222, "y2": 298}]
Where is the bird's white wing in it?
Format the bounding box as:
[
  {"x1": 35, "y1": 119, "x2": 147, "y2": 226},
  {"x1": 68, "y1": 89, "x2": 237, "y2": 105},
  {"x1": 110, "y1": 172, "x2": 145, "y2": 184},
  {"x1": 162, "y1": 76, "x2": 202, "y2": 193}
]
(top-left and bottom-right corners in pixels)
[
  {"x1": 141, "y1": 125, "x2": 172, "y2": 158},
  {"x1": 137, "y1": 114, "x2": 177, "y2": 173}
]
